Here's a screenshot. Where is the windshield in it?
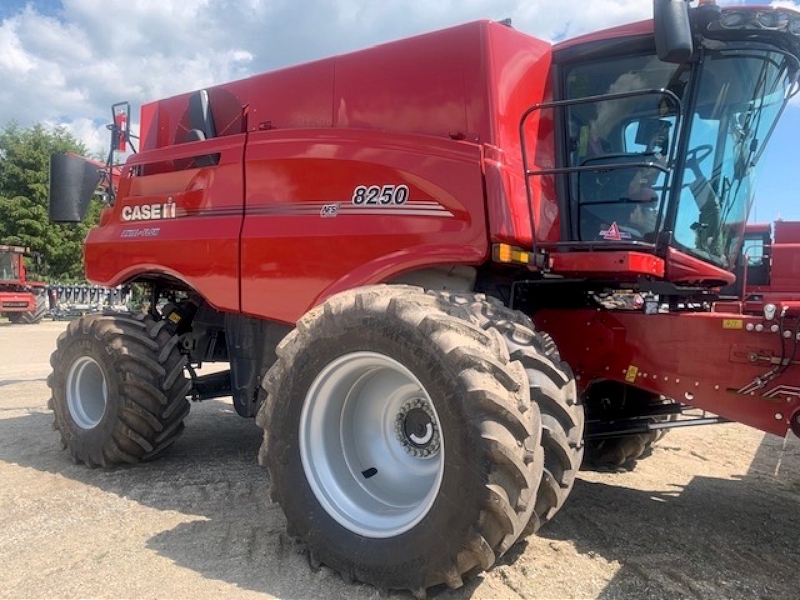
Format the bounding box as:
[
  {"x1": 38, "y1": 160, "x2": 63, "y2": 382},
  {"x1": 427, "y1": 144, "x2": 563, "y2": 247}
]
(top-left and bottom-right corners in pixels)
[
  {"x1": 0, "y1": 251, "x2": 20, "y2": 280},
  {"x1": 673, "y1": 48, "x2": 798, "y2": 268}
]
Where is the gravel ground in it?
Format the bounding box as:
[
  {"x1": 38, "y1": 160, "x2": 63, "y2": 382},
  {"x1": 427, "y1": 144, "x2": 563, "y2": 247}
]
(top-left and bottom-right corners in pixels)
[{"x1": 1, "y1": 319, "x2": 799, "y2": 599}]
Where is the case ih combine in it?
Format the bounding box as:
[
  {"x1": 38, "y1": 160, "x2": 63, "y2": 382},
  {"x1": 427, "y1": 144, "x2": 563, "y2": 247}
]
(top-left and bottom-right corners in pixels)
[
  {"x1": 47, "y1": 0, "x2": 800, "y2": 595},
  {"x1": 0, "y1": 245, "x2": 47, "y2": 324}
]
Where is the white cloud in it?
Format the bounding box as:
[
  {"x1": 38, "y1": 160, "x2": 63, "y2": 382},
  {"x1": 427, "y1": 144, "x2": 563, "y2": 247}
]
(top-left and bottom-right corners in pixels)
[
  {"x1": 0, "y1": 17, "x2": 36, "y2": 74},
  {"x1": 1, "y1": 0, "x2": 799, "y2": 151},
  {"x1": 42, "y1": 116, "x2": 108, "y2": 157}
]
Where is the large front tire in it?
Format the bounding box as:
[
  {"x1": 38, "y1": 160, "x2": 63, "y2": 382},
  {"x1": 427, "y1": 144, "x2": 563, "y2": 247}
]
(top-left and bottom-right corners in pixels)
[
  {"x1": 443, "y1": 295, "x2": 584, "y2": 532},
  {"x1": 257, "y1": 286, "x2": 543, "y2": 596},
  {"x1": 48, "y1": 314, "x2": 191, "y2": 467}
]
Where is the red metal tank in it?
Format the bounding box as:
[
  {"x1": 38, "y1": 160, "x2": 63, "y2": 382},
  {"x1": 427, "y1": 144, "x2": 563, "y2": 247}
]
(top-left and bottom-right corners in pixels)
[{"x1": 86, "y1": 21, "x2": 557, "y2": 322}]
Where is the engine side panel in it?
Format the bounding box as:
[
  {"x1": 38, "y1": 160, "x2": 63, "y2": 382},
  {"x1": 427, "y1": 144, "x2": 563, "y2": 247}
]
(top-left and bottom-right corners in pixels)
[
  {"x1": 87, "y1": 21, "x2": 564, "y2": 317},
  {"x1": 241, "y1": 130, "x2": 488, "y2": 323}
]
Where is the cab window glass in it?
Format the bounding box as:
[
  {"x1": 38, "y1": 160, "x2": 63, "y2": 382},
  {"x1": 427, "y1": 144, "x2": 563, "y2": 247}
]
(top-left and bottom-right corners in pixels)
[
  {"x1": 672, "y1": 49, "x2": 796, "y2": 268},
  {"x1": 0, "y1": 252, "x2": 19, "y2": 280},
  {"x1": 742, "y1": 237, "x2": 765, "y2": 267},
  {"x1": 564, "y1": 55, "x2": 686, "y2": 242}
]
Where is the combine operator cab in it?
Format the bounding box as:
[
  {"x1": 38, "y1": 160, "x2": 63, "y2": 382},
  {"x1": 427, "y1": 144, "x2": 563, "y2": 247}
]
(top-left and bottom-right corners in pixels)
[
  {"x1": 521, "y1": 2, "x2": 799, "y2": 287},
  {"x1": 0, "y1": 246, "x2": 23, "y2": 282},
  {"x1": 520, "y1": 3, "x2": 800, "y2": 460}
]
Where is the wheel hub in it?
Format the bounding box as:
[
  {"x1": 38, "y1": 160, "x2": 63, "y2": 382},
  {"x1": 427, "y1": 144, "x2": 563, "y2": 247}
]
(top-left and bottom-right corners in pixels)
[
  {"x1": 299, "y1": 351, "x2": 444, "y2": 538},
  {"x1": 66, "y1": 356, "x2": 108, "y2": 430},
  {"x1": 395, "y1": 399, "x2": 440, "y2": 458}
]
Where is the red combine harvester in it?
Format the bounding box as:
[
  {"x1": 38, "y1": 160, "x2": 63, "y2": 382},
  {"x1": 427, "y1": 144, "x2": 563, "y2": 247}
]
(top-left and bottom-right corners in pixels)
[
  {"x1": 47, "y1": 1, "x2": 800, "y2": 595},
  {"x1": 725, "y1": 219, "x2": 800, "y2": 305},
  {"x1": 0, "y1": 245, "x2": 47, "y2": 324}
]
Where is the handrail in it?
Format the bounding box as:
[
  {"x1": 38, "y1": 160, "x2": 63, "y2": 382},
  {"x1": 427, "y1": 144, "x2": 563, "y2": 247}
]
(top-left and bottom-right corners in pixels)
[{"x1": 519, "y1": 87, "x2": 684, "y2": 257}]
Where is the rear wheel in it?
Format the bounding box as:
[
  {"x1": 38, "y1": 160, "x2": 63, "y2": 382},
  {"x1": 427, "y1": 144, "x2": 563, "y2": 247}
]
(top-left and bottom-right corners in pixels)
[
  {"x1": 48, "y1": 313, "x2": 191, "y2": 467},
  {"x1": 8, "y1": 294, "x2": 47, "y2": 324},
  {"x1": 583, "y1": 382, "x2": 675, "y2": 470},
  {"x1": 258, "y1": 286, "x2": 543, "y2": 596},
  {"x1": 19, "y1": 293, "x2": 48, "y2": 324}
]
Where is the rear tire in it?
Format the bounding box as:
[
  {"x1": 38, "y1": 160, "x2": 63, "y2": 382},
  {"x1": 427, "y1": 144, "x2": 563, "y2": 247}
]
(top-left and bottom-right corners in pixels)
[
  {"x1": 48, "y1": 313, "x2": 191, "y2": 467},
  {"x1": 19, "y1": 293, "x2": 47, "y2": 324},
  {"x1": 583, "y1": 382, "x2": 675, "y2": 470},
  {"x1": 258, "y1": 286, "x2": 543, "y2": 596}
]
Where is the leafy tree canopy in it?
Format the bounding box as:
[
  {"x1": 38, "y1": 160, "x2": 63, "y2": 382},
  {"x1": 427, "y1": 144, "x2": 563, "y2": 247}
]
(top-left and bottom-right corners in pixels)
[{"x1": 0, "y1": 122, "x2": 101, "y2": 281}]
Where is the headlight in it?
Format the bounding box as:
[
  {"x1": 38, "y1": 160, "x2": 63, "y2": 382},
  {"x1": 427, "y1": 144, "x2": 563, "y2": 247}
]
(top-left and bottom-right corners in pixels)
[
  {"x1": 756, "y1": 11, "x2": 790, "y2": 31},
  {"x1": 712, "y1": 7, "x2": 800, "y2": 37},
  {"x1": 720, "y1": 11, "x2": 748, "y2": 29}
]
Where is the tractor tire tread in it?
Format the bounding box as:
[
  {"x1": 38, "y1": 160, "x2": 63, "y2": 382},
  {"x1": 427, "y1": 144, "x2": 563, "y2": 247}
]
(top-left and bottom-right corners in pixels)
[
  {"x1": 48, "y1": 313, "x2": 190, "y2": 467},
  {"x1": 257, "y1": 285, "x2": 543, "y2": 596}
]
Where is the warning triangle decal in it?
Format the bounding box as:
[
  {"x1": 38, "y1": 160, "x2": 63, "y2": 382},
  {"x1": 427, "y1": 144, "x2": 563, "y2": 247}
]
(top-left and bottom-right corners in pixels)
[{"x1": 602, "y1": 221, "x2": 622, "y2": 241}]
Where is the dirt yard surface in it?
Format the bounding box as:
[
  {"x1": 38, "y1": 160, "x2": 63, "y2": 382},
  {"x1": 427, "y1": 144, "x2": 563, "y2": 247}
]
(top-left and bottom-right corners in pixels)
[{"x1": 1, "y1": 319, "x2": 799, "y2": 599}]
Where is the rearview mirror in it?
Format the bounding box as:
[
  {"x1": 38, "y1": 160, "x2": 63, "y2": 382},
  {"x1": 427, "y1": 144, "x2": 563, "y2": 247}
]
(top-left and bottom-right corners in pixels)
[
  {"x1": 49, "y1": 153, "x2": 103, "y2": 223},
  {"x1": 654, "y1": 0, "x2": 694, "y2": 63}
]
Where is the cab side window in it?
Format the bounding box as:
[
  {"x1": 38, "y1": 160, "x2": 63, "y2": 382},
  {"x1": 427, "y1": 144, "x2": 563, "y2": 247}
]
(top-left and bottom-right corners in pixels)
[{"x1": 564, "y1": 55, "x2": 687, "y2": 242}]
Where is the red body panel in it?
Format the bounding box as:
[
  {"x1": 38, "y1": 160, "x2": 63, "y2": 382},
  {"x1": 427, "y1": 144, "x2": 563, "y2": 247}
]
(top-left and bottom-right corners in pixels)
[
  {"x1": 550, "y1": 251, "x2": 665, "y2": 279},
  {"x1": 240, "y1": 130, "x2": 487, "y2": 322},
  {"x1": 87, "y1": 136, "x2": 246, "y2": 312},
  {"x1": 665, "y1": 247, "x2": 736, "y2": 285},
  {"x1": 87, "y1": 21, "x2": 553, "y2": 319},
  {"x1": 480, "y1": 26, "x2": 554, "y2": 246},
  {"x1": 536, "y1": 308, "x2": 800, "y2": 437},
  {"x1": 0, "y1": 290, "x2": 36, "y2": 313},
  {"x1": 757, "y1": 221, "x2": 800, "y2": 297}
]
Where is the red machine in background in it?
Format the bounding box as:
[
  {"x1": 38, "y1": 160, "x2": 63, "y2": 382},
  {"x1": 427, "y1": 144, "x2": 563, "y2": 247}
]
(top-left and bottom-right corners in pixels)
[
  {"x1": 0, "y1": 245, "x2": 47, "y2": 324},
  {"x1": 46, "y1": 1, "x2": 800, "y2": 596},
  {"x1": 730, "y1": 219, "x2": 800, "y2": 306}
]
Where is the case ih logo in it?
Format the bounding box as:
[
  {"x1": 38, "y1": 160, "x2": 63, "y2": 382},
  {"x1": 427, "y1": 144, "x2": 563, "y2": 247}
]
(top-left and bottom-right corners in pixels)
[{"x1": 121, "y1": 201, "x2": 177, "y2": 222}]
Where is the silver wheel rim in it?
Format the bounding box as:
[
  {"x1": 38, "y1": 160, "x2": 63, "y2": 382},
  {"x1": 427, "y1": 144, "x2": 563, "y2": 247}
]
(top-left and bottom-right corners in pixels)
[
  {"x1": 66, "y1": 356, "x2": 108, "y2": 429},
  {"x1": 299, "y1": 351, "x2": 444, "y2": 538}
]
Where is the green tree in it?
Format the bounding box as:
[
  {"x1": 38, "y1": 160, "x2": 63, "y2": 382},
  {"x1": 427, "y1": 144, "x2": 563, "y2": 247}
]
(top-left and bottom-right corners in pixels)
[{"x1": 0, "y1": 122, "x2": 100, "y2": 280}]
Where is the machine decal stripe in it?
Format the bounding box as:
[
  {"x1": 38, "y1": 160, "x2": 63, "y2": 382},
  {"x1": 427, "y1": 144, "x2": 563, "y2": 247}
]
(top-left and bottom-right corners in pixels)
[
  {"x1": 244, "y1": 201, "x2": 454, "y2": 218},
  {"x1": 764, "y1": 385, "x2": 800, "y2": 398},
  {"x1": 143, "y1": 201, "x2": 453, "y2": 219}
]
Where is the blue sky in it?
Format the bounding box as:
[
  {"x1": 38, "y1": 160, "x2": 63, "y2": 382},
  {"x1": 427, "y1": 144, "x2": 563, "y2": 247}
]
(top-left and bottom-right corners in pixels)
[
  {"x1": 0, "y1": 0, "x2": 798, "y2": 223},
  {"x1": 751, "y1": 94, "x2": 800, "y2": 223},
  {"x1": 0, "y1": 0, "x2": 59, "y2": 19}
]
